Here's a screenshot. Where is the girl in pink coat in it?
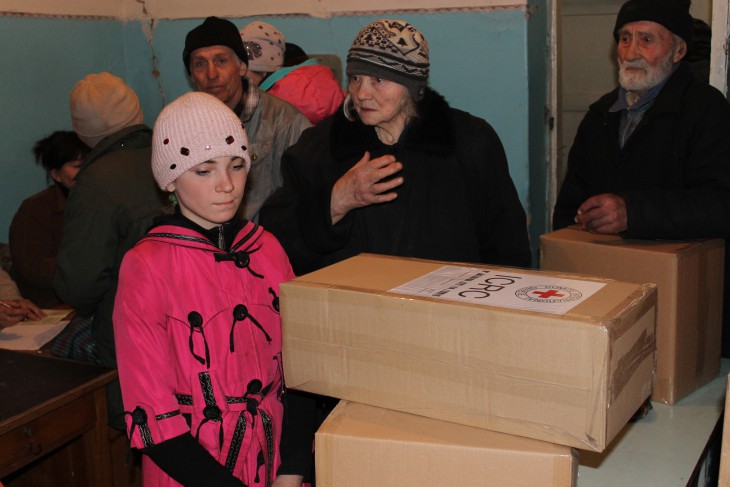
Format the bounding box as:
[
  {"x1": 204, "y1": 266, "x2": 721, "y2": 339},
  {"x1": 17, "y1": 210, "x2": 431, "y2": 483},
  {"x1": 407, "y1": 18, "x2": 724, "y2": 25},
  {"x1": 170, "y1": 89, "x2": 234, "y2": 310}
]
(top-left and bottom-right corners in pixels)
[{"x1": 113, "y1": 92, "x2": 302, "y2": 487}]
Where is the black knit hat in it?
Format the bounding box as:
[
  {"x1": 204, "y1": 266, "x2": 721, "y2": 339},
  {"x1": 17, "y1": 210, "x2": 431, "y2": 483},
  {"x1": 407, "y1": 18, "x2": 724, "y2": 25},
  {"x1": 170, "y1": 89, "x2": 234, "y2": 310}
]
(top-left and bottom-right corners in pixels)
[
  {"x1": 183, "y1": 17, "x2": 248, "y2": 75},
  {"x1": 346, "y1": 19, "x2": 430, "y2": 101},
  {"x1": 613, "y1": 0, "x2": 693, "y2": 45}
]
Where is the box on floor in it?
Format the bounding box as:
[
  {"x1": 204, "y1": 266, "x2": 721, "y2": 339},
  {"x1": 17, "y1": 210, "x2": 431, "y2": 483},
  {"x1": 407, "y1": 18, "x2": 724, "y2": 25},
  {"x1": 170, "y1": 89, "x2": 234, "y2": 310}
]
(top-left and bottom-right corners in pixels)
[
  {"x1": 316, "y1": 400, "x2": 578, "y2": 487},
  {"x1": 281, "y1": 253, "x2": 657, "y2": 452},
  {"x1": 540, "y1": 227, "x2": 723, "y2": 404}
]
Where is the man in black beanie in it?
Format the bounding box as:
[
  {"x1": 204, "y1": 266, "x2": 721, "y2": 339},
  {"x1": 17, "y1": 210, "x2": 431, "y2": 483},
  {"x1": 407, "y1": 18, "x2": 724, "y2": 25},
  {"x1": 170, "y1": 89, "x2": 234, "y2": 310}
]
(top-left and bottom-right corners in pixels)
[
  {"x1": 554, "y1": 0, "x2": 730, "y2": 357},
  {"x1": 183, "y1": 16, "x2": 310, "y2": 222}
]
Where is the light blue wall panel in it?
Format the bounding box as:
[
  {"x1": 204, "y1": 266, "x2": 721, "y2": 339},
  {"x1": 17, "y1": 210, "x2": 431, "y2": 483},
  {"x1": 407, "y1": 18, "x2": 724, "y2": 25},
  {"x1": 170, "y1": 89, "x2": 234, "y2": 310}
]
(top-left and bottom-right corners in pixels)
[
  {"x1": 146, "y1": 11, "x2": 531, "y2": 214},
  {"x1": 0, "y1": 17, "x2": 129, "y2": 241},
  {"x1": 1, "y1": 10, "x2": 542, "y2": 267}
]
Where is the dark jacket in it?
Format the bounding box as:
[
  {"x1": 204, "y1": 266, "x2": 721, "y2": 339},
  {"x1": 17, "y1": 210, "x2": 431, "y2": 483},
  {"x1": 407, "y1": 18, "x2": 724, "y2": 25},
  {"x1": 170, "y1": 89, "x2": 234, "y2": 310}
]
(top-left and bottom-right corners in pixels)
[
  {"x1": 553, "y1": 62, "x2": 730, "y2": 239},
  {"x1": 54, "y1": 125, "x2": 167, "y2": 368},
  {"x1": 260, "y1": 88, "x2": 531, "y2": 275},
  {"x1": 10, "y1": 184, "x2": 66, "y2": 307}
]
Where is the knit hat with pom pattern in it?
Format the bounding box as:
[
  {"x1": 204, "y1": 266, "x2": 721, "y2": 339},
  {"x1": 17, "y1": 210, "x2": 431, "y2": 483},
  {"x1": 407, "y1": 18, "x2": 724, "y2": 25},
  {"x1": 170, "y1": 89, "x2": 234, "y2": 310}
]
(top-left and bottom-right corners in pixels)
[
  {"x1": 346, "y1": 19, "x2": 430, "y2": 101},
  {"x1": 151, "y1": 92, "x2": 250, "y2": 190}
]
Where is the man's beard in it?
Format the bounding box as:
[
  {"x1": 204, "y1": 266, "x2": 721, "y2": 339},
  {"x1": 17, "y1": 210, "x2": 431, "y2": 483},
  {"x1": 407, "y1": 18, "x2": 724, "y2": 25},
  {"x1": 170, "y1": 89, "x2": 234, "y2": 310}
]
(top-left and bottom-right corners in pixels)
[{"x1": 618, "y1": 51, "x2": 676, "y2": 94}]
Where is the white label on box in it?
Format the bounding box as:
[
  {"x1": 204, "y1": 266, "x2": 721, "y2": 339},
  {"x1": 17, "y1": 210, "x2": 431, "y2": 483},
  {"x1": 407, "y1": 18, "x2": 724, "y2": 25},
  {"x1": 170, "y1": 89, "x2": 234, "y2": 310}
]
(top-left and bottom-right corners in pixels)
[{"x1": 390, "y1": 266, "x2": 606, "y2": 314}]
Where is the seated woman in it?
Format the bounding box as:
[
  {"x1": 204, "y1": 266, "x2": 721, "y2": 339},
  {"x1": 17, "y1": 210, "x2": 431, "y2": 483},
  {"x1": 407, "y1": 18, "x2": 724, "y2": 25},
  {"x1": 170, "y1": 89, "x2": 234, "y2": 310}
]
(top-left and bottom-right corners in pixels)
[
  {"x1": 9, "y1": 131, "x2": 90, "y2": 308},
  {"x1": 260, "y1": 19, "x2": 532, "y2": 276}
]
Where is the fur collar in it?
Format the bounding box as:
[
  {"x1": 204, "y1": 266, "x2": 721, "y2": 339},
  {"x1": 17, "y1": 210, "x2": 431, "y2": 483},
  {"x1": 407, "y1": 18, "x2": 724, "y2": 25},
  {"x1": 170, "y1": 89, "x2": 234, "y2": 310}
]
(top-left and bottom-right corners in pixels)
[{"x1": 330, "y1": 88, "x2": 456, "y2": 160}]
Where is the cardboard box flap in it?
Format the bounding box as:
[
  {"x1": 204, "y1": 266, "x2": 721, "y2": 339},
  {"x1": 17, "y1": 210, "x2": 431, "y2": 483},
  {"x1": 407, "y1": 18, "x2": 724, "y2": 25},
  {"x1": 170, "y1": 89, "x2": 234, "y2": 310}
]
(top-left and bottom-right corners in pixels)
[
  {"x1": 541, "y1": 226, "x2": 723, "y2": 255},
  {"x1": 293, "y1": 253, "x2": 656, "y2": 327}
]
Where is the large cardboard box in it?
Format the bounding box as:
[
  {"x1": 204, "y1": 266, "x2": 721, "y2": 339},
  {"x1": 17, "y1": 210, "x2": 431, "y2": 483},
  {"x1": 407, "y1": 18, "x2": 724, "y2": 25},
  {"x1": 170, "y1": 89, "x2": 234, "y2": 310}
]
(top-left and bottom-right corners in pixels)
[
  {"x1": 281, "y1": 253, "x2": 656, "y2": 451},
  {"x1": 540, "y1": 227, "x2": 724, "y2": 404},
  {"x1": 316, "y1": 400, "x2": 578, "y2": 487}
]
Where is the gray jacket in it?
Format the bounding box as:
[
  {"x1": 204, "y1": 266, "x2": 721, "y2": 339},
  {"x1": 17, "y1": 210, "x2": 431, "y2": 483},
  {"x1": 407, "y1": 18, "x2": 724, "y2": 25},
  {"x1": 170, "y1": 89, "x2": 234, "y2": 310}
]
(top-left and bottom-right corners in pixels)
[{"x1": 240, "y1": 88, "x2": 310, "y2": 220}]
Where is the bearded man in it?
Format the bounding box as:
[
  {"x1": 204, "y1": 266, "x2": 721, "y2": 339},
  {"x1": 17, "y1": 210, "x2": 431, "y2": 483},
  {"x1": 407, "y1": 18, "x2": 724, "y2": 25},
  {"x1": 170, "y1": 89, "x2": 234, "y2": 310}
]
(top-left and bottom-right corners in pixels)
[{"x1": 553, "y1": 0, "x2": 730, "y2": 355}]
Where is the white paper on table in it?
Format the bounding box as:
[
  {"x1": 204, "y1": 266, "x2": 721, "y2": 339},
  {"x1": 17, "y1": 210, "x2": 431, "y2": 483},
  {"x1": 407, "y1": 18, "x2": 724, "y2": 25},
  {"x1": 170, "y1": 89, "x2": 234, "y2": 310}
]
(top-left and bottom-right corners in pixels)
[
  {"x1": 0, "y1": 309, "x2": 71, "y2": 350},
  {"x1": 389, "y1": 265, "x2": 606, "y2": 315}
]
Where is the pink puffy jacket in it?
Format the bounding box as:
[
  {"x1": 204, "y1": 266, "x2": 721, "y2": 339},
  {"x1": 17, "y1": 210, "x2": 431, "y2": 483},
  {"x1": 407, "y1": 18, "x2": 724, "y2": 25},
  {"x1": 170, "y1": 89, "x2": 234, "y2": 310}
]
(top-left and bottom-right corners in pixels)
[
  {"x1": 114, "y1": 220, "x2": 294, "y2": 486},
  {"x1": 267, "y1": 63, "x2": 345, "y2": 125}
]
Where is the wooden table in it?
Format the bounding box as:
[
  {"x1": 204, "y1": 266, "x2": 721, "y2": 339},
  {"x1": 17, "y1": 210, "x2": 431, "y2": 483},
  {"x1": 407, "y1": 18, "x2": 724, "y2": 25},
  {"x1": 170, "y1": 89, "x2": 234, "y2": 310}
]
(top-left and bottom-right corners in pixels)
[{"x1": 0, "y1": 349, "x2": 117, "y2": 486}]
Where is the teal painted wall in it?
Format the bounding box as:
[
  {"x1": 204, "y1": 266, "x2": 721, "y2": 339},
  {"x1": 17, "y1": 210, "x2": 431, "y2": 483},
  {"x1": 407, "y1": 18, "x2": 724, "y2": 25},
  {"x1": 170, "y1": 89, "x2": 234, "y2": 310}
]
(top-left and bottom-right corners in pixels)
[{"x1": 1, "y1": 10, "x2": 545, "y2": 267}]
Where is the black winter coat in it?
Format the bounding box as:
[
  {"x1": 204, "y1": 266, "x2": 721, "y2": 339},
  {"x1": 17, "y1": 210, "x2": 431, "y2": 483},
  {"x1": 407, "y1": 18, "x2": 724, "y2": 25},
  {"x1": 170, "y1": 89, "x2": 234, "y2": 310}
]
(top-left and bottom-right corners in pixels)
[
  {"x1": 553, "y1": 62, "x2": 730, "y2": 239},
  {"x1": 260, "y1": 88, "x2": 531, "y2": 275}
]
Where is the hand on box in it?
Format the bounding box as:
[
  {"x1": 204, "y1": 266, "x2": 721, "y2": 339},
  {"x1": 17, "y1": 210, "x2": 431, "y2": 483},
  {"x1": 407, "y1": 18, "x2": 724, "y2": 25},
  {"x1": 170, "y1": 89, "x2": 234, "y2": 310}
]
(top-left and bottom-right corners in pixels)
[{"x1": 575, "y1": 193, "x2": 627, "y2": 234}]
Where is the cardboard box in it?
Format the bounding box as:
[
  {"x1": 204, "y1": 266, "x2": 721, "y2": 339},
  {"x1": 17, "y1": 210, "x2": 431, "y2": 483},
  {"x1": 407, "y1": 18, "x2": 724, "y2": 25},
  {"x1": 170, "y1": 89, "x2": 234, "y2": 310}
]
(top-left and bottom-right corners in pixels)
[
  {"x1": 281, "y1": 253, "x2": 656, "y2": 451},
  {"x1": 540, "y1": 227, "x2": 724, "y2": 404},
  {"x1": 316, "y1": 400, "x2": 578, "y2": 487}
]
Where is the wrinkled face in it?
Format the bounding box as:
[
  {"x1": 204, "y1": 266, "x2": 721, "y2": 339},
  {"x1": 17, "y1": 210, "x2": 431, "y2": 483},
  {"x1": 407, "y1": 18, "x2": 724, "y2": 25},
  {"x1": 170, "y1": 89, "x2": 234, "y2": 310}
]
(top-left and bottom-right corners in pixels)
[
  {"x1": 348, "y1": 75, "x2": 411, "y2": 130},
  {"x1": 617, "y1": 21, "x2": 686, "y2": 95},
  {"x1": 167, "y1": 156, "x2": 248, "y2": 229},
  {"x1": 189, "y1": 46, "x2": 247, "y2": 110},
  {"x1": 50, "y1": 157, "x2": 84, "y2": 190}
]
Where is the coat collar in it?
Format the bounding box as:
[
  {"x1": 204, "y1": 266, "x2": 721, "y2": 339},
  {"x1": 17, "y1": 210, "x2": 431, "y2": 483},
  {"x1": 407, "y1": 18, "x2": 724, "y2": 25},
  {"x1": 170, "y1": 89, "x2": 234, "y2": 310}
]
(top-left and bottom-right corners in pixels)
[
  {"x1": 80, "y1": 124, "x2": 152, "y2": 173},
  {"x1": 330, "y1": 88, "x2": 456, "y2": 160},
  {"x1": 142, "y1": 219, "x2": 263, "y2": 254}
]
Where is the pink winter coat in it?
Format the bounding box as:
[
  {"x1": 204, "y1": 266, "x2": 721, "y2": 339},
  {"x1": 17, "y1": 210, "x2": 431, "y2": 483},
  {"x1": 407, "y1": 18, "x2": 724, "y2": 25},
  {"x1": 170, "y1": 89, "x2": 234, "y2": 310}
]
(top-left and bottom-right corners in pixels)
[
  {"x1": 113, "y1": 220, "x2": 294, "y2": 486},
  {"x1": 265, "y1": 62, "x2": 346, "y2": 125}
]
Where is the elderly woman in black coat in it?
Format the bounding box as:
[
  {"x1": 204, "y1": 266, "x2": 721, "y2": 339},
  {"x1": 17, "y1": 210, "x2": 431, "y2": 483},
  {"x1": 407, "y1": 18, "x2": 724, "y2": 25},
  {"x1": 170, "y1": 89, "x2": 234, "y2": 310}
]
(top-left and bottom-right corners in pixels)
[{"x1": 261, "y1": 19, "x2": 531, "y2": 274}]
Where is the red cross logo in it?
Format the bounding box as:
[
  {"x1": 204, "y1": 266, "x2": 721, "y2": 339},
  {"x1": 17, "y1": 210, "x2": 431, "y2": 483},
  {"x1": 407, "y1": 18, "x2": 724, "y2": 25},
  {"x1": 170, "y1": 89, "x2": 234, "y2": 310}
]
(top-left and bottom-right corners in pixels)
[{"x1": 531, "y1": 289, "x2": 565, "y2": 299}]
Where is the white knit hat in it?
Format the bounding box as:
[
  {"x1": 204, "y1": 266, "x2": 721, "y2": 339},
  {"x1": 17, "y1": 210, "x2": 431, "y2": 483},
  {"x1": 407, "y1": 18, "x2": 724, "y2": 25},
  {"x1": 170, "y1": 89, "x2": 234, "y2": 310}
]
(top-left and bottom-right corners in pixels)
[
  {"x1": 69, "y1": 72, "x2": 144, "y2": 148},
  {"x1": 240, "y1": 21, "x2": 285, "y2": 73},
  {"x1": 151, "y1": 92, "x2": 250, "y2": 190}
]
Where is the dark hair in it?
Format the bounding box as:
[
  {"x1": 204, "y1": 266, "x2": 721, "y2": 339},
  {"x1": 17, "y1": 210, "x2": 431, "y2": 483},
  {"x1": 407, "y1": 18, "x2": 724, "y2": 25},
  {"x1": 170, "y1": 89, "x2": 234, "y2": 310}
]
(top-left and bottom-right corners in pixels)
[
  {"x1": 33, "y1": 131, "x2": 90, "y2": 173},
  {"x1": 283, "y1": 42, "x2": 309, "y2": 67}
]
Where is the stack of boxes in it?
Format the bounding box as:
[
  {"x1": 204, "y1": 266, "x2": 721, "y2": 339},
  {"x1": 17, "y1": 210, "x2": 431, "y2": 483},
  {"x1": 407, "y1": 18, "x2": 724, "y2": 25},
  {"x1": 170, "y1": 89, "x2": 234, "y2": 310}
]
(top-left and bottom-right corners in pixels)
[{"x1": 280, "y1": 252, "x2": 664, "y2": 485}]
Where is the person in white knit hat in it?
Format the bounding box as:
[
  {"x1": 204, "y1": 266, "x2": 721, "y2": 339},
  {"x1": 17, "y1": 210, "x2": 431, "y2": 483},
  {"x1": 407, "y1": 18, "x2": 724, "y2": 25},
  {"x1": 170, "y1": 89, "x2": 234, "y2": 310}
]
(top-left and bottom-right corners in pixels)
[
  {"x1": 69, "y1": 72, "x2": 144, "y2": 148},
  {"x1": 261, "y1": 19, "x2": 530, "y2": 275},
  {"x1": 55, "y1": 72, "x2": 167, "y2": 430},
  {"x1": 113, "y1": 91, "x2": 304, "y2": 487}
]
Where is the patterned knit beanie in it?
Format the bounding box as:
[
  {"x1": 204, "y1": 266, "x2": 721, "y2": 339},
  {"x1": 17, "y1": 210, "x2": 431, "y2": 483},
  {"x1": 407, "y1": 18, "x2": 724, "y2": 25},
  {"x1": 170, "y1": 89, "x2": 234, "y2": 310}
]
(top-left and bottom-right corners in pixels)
[
  {"x1": 240, "y1": 21, "x2": 286, "y2": 73},
  {"x1": 69, "y1": 72, "x2": 144, "y2": 148},
  {"x1": 183, "y1": 16, "x2": 249, "y2": 75},
  {"x1": 151, "y1": 92, "x2": 250, "y2": 191},
  {"x1": 613, "y1": 0, "x2": 693, "y2": 45},
  {"x1": 346, "y1": 19, "x2": 430, "y2": 101}
]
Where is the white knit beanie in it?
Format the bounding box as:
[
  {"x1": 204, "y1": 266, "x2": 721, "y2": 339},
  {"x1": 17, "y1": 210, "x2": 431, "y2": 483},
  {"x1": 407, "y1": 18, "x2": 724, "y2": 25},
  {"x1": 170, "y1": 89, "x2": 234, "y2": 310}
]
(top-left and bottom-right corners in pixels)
[
  {"x1": 240, "y1": 21, "x2": 285, "y2": 73},
  {"x1": 151, "y1": 92, "x2": 250, "y2": 191},
  {"x1": 69, "y1": 72, "x2": 144, "y2": 148}
]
